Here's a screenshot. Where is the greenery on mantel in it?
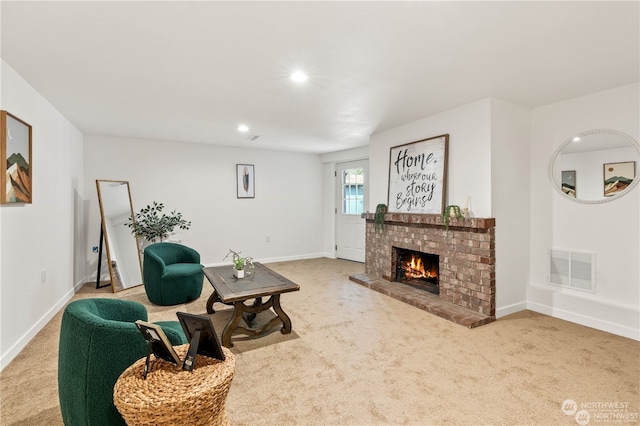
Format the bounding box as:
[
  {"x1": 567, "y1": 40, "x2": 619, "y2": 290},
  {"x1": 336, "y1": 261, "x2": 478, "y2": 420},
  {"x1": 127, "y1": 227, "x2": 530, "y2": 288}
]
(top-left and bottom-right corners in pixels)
[
  {"x1": 442, "y1": 205, "x2": 464, "y2": 236},
  {"x1": 125, "y1": 201, "x2": 191, "y2": 243},
  {"x1": 374, "y1": 203, "x2": 388, "y2": 233}
]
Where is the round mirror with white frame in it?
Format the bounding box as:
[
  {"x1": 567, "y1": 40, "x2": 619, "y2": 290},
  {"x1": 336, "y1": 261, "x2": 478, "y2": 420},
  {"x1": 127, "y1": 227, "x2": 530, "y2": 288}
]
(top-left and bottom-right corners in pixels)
[{"x1": 549, "y1": 129, "x2": 640, "y2": 203}]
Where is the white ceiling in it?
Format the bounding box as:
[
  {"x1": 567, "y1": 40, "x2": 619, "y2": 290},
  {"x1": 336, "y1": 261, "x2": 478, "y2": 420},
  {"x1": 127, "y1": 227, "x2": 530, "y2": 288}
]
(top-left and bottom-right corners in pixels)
[{"x1": 1, "y1": 1, "x2": 638, "y2": 154}]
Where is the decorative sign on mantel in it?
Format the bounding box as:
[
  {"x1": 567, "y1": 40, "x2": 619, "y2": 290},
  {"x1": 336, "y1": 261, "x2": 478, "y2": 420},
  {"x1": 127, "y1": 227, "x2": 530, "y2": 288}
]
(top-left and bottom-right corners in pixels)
[{"x1": 387, "y1": 134, "x2": 448, "y2": 215}]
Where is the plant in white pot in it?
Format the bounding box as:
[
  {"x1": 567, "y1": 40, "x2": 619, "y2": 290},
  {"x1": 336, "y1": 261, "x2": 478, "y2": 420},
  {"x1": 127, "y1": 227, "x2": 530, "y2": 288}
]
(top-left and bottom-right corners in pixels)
[
  {"x1": 125, "y1": 201, "x2": 191, "y2": 246},
  {"x1": 224, "y1": 249, "x2": 254, "y2": 279}
]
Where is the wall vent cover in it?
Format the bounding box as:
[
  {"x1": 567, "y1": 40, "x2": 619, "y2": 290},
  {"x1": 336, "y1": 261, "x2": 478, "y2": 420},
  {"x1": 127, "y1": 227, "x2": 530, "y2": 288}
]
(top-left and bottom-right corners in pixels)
[{"x1": 548, "y1": 249, "x2": 596, "y2": 292}]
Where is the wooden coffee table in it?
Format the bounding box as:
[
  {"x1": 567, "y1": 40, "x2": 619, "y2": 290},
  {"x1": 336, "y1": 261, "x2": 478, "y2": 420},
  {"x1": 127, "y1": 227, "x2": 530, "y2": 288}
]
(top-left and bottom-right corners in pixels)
[{"x1": 203, "y1": 263, "x2": 300, "y2": 347}]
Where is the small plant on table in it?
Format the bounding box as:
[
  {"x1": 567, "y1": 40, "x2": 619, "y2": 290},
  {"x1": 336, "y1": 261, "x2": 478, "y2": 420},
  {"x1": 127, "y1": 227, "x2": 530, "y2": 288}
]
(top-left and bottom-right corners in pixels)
[{"x1": 224, "y1": 249, "x2": 254, "y2": 279}]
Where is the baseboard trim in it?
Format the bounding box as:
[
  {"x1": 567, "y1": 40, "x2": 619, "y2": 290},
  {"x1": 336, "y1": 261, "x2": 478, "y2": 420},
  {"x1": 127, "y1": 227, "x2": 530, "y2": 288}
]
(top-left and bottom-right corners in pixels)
[
  {"x1": 496, "y1": 302, "x2": 527, "y2": 318},
  {"x1": 202, "y1": 252, "x2": 330, "y2": 268},
  {"x1": 527, "y1": 301, "x2": 640, "y2": 341},
  {"x1": 1, "y1": 287, "x2": 76, "y2": 371}
]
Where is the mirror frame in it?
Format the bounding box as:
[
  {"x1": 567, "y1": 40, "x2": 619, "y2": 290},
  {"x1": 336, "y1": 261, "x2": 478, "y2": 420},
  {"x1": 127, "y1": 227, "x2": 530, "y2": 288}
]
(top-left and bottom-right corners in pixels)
[
  {"x1": 549, "y1": 129, "x2": 640, "y2": 204},
  {"x1": 96, "y1": 179, "x2": 143, "y2": 292}
]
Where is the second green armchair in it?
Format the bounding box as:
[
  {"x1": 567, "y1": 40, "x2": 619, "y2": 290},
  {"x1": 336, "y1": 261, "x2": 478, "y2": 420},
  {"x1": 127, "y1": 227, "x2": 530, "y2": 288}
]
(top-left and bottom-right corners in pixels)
[
  {"x1": 143, "y1": 242, "x2": 204, "y2": 305},
  {"x1": 58, "y1": 298, "x2": 186, "y2": 426}
]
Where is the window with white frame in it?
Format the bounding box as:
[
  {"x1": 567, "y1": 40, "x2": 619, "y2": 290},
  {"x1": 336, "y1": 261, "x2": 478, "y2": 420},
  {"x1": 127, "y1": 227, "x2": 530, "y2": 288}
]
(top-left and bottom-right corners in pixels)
[{"x1": 341, "y1": 168, "x2": 364, "y2": 215}]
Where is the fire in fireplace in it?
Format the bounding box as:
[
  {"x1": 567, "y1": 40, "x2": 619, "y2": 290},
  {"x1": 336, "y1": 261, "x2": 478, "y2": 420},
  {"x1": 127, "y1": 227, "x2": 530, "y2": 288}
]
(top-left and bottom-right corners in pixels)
[{"x1": 394, "y1": 247, "x2": 439, "y2": 295}]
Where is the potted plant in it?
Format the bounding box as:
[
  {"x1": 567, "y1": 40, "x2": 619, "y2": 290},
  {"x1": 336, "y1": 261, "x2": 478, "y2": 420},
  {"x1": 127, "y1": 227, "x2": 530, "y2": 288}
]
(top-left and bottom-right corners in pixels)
[
  {"x1": 224, "y1": 249, "x2": 254, "y2": 279},
  {"x1": 125, "y1": 201, "x2": 191, "y2": 243},
  {"x1": 441, "y1": 204, "x2": 464, "y2": 236},
  {"x1": 374, "y1": 203, "x2": 387, "y2": 233}
]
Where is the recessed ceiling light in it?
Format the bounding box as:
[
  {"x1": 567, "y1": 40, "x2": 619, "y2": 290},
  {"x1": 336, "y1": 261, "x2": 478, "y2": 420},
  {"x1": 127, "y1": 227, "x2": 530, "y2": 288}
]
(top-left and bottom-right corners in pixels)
[
  {"x1": 290, "y1": 71, "x2": 308, "y2": 83},
  {"x1": 238, "y1": 124, "x2": 249, "y2": 132},
  {"x1": 573, "y1": 136, "x2": 581, "y2": 142}
]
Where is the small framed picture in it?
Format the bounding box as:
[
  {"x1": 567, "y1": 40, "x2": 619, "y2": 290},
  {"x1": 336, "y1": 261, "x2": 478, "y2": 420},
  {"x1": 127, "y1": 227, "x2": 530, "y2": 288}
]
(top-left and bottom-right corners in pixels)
[
  {"x1": 134, "y1": 320, "x2": 182, "y2": 377},
  {"x1": 236, "y1": 164, "x2": 255, "y2": 198},
  {"x1": 561, "y1": 170, "x2": 576, "y2": 198},
  {"x1": 603, "y1": 161, "x2": 635, "y2": 197},
  {"x1": 1, "y1": 110, "x2": 32, "y2": 204}
]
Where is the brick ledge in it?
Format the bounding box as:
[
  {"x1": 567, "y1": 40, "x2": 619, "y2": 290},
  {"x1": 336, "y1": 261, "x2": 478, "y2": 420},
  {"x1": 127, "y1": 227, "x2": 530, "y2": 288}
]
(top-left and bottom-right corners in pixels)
[
  {"x1": 361, "y1": 213, "x2": 495, "y2": 230},
  {"x1": 349, "y1": 273, "x2": 495, "y2": 329}
]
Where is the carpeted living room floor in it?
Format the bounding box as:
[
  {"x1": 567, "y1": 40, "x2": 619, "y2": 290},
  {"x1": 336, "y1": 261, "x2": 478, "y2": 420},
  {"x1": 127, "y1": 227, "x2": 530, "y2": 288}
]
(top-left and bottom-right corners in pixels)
[{"x1": 1, "y1": 258, "x2": 638, "y2": 425}]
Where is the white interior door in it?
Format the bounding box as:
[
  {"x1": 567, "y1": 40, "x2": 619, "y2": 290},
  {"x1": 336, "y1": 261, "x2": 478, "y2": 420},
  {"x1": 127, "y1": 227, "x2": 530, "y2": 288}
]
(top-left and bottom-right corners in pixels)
[{"x1": 335, "y1": 160, "x2": 368, "y2": 262}]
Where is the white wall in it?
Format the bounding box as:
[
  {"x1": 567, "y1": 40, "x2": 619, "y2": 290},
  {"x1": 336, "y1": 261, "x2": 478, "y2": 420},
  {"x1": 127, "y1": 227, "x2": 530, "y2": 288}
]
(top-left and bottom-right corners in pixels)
[
  {"x1": 83, "y1": 135, "x2": 325, "y2": 280},
  {"x1": 490, "y1": 99, "x2": 531, "y2": 314},
  {"x1": 0, "y1": 61, "x2": 84, "y2": 369},
  {"x1": 369, "y1": 99, "x2": 493, "y2": 216},
  {"x1": 529, "y1": 83, "x2": 639, "y2": 340}
]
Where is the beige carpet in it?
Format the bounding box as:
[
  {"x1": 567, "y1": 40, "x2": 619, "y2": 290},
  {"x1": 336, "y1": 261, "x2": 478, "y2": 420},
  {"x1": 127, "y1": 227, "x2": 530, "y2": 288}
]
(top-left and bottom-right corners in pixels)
[{"x1": 1, "y1": 258, "x2": 638, "y2": 425}]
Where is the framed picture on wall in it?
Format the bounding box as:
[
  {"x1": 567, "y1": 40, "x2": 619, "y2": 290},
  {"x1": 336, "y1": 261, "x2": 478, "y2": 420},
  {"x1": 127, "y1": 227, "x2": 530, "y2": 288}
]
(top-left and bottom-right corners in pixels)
[
  {"x1": 387, "y1": 134, "x2": 448, "y2": 214},
  {"x1": 236, "y1": 164, "x2": 255, "y2": 198},
  {"x1": 603, "y1": 161, "x2": 635, "y2": 197},
  {"x1": 1, "y1": 110, "x2": 32, "y2": 204},
  {"x1": 561, "y1": 170, "x2": 576, "y2": 198}
]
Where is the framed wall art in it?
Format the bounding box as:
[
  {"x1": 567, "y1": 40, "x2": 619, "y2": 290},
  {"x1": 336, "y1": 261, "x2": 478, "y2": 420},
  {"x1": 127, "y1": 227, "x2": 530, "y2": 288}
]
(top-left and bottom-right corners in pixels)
[
  {"x1": 236, "y1": 164, "x2": 255, "y2": 198},
  {"x1": 561, "y1": 170, "x2": 576, "y2": 198},
  {"x1": 387, "y1": 134, "x2": 448, "y2": 214},
  {"x1": 1, "y1": 110, "x2": 32, "y2": 204},
  {"x1": 603, "y1": 161, "x2": 635, "y2": 197}
]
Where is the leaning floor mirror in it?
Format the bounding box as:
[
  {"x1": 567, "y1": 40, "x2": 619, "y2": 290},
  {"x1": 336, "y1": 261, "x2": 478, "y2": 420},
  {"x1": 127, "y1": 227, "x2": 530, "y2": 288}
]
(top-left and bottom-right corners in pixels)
[{"x1": 96, "y1": 180, "x2": 143, "y2": 292}]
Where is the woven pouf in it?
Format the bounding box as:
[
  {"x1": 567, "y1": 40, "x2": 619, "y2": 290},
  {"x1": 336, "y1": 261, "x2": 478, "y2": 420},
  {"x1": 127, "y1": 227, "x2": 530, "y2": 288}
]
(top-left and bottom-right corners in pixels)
[{"x1": 114, "y1": 344, "x2": 236, "y2": 426}]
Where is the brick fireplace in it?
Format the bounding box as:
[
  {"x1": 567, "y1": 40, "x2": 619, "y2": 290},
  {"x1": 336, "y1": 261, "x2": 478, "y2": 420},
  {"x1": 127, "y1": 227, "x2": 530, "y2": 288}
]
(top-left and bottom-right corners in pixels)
[{"x1": 349, "y1": 213, "x2": 496, "y2": 328}]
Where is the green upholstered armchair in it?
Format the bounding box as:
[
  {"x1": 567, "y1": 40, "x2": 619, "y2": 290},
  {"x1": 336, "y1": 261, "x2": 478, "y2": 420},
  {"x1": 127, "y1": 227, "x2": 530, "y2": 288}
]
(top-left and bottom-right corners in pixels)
[
  {"x1": 143, "y1": 242, "x2": 204, "y2": 306},
  {"x1": 58, "y1": 298, "x2": 186, "y2": 426}
]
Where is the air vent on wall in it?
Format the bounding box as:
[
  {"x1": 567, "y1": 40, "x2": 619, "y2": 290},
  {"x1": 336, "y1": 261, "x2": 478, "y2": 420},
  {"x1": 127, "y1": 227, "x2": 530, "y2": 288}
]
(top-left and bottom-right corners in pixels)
[{"x1": 548, "y1": 249, "x2": 596, "y2": 292}]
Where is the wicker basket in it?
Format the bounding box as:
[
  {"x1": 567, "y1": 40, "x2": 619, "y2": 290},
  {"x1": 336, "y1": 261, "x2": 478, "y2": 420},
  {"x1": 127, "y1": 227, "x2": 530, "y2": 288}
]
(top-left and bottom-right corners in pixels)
[{"x1": 114, "y1": 344, "x2": 236, "y2": 426}]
